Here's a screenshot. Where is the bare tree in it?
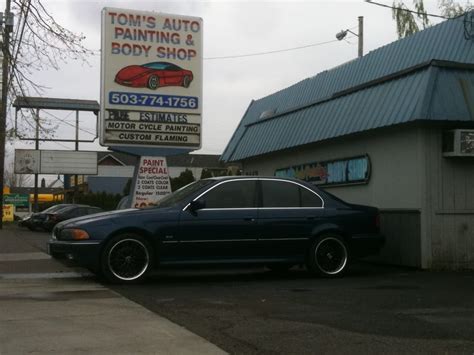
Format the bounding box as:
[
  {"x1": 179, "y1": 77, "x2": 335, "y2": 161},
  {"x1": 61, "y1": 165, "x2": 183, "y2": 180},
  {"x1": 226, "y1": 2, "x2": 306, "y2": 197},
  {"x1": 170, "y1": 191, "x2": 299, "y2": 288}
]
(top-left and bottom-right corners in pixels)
[
  {"x1": 7, "y1": 0, "x2": 94, "y2": 138},
  {"x1": 3, "y1": 160, "x2": 30, "y2": 187}
]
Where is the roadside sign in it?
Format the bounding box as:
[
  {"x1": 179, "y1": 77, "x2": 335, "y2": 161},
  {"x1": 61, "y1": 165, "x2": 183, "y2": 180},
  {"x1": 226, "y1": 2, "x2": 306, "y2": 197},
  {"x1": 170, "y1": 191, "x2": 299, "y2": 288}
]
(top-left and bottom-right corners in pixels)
[
  {"x1": 131, "y1": 156, "x2": 171, "y2": 208},
  {"x1": 2, "y1": 204, "x2": 14, "y2": 222},
  {"x1": 3, "y1": 194, "x2": 29, "y2": 208},
  {"x1": 100, "y1": 8, "x2": 203, "y2": 150},
  {"x1": 14, "y1": 150, "x2": 98, "y2": 175}
]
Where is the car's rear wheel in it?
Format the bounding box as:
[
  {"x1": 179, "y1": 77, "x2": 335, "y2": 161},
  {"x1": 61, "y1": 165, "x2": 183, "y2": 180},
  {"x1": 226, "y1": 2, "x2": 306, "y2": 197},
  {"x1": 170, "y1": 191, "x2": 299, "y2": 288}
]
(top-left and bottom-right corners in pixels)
[
  {"x1": 307, "y1": 234, "x2": 348, "y2": 277},
  {"x1": 182, "y1": 75, "x2": 191, "y2": 88},
  {"x1": 147, "y1": 75, "x2": 159, "y2": 90},
  {"x1": 101, "y1": 234, "x2": 152, "y2": 284}
]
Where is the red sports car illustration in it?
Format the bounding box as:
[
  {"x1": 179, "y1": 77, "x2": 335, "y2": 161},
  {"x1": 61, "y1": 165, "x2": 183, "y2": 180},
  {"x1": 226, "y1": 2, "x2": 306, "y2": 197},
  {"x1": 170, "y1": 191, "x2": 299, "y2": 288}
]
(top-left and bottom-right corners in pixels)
[{"x1": 114, "y1": 62, "x2": 194, "y2": 90}]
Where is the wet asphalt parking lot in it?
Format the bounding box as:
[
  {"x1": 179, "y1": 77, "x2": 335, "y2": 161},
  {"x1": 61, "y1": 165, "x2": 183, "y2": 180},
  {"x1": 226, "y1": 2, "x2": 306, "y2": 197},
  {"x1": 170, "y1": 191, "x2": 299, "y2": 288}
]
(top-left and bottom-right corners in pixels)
[{"x1": 14, "y1": 226, "x2": 474, "y2": 354}]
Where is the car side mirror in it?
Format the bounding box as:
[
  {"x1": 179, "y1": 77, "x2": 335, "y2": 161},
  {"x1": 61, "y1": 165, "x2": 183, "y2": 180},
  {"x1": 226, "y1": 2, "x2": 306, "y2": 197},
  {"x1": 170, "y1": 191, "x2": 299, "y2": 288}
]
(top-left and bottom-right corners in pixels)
[{"x1": 188, "y1": 199, "x2": 205, "y2": 214}]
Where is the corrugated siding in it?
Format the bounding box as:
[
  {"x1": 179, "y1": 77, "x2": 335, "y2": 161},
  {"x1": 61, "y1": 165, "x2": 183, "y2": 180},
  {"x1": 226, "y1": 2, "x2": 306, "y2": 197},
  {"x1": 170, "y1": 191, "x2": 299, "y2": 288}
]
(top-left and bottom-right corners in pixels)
[{"x1": 222, "y1": 16, "x2": 474, "y2": 161}]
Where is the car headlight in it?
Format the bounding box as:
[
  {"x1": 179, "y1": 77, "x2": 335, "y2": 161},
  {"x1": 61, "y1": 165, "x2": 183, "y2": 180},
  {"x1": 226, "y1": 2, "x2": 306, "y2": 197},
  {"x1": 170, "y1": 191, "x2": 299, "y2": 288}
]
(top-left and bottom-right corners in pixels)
[{"x1": 60, "y1": 229, "x2": 90, "y2": 241}]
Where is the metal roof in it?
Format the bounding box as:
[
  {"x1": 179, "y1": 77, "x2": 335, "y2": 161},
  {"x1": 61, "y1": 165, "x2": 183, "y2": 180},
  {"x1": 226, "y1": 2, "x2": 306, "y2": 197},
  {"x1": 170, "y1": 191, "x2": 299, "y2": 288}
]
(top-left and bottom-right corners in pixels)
[
  {"x1": 222, "y1": 15, "x2": 474, "y2": 162},
  {"x1": 13, "y1": 96, "x2": 100, "y2": 112}
]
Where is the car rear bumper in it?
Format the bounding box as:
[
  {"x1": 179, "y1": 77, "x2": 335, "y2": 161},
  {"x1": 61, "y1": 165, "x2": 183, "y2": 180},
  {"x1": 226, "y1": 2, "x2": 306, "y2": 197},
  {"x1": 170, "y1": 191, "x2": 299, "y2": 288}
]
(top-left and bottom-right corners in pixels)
[
  {"x1": 48, "y1": 240, "x2": 102, "y2": 271},
  {"x1": 349, "y1": 233, "x2": 385, "y2": 258}
]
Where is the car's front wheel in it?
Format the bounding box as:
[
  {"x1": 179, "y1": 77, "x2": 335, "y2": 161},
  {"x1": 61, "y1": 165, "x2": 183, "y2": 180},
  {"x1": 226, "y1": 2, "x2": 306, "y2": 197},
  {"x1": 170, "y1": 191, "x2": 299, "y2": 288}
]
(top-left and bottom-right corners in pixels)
[
  {"x1": 101, "y1": 234, "x2": 153, "y2": 284},
  {"x1": 307, "y1": 234, "x2": 348, "y2": 277}
]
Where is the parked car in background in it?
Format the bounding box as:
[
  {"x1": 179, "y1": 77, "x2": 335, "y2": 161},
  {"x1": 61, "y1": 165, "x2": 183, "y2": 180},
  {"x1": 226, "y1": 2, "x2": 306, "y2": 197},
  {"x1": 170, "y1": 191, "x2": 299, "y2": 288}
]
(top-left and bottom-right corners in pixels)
[
  {"x1": 41, "y1": 205, "x2": 103, "y2": 231},
  {"x1": 116, "y1": 195, "x2": 132, "y2": 210},
  {"x1": 48, "y1": 176, "x2": 384, "y2": 284},
  {"x1": 19, "y1": 204, "x2": 75, "y2": 231}
]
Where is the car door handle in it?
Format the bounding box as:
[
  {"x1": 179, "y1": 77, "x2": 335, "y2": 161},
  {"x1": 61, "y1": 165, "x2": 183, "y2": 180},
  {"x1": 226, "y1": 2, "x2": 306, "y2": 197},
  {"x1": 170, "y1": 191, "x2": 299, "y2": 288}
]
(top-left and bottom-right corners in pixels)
[{"x1": 244, "y1": 218, "x2": 256, "y2": 222}]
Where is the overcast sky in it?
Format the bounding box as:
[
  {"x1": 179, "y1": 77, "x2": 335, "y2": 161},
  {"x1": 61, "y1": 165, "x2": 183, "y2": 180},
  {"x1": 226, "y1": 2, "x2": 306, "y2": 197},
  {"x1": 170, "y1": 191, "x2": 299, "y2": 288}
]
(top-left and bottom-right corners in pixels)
[{"x1": 7, "y1": 0, "x2": 444, "y2": 164}]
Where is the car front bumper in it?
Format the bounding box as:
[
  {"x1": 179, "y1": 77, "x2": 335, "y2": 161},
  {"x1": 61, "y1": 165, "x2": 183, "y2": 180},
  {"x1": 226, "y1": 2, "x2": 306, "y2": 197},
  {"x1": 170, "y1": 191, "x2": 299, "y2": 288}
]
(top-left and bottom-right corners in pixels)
[{"x1": 48, "y1": 240, "x2": 102, "y2": 271}]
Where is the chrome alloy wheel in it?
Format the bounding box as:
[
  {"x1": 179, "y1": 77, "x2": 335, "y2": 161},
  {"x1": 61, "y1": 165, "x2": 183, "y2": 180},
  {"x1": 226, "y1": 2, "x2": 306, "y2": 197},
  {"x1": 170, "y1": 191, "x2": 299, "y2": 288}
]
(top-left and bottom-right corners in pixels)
[
  {"x1": 314, "y1": 236, "x2": 348, "y2": 275},
  {"x1": 107, "y1": 238, "x2": 150, "y2": 281}
]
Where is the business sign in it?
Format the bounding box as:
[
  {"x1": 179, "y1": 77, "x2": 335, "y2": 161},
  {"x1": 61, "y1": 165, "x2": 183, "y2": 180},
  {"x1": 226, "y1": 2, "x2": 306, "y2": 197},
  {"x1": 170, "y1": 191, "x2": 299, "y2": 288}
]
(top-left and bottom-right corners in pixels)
[
  {"x1": 132, "y1": 156, "x2": 171, "y2": 208},
  {"x1": 275, "y1": 155, "x2": 371, "y2": 186},
  {"x1": 3, "y1": 194, "x2": 29, "y2": 208},
  {"x1": 100, "y1": 8, "x2": 203, "y2": 149},
  {"x1": 14, "y1": 150, "x2": 98, "y2": 175},
  {"x1": 2, "y1": 204, "x2": 14, "y2": 222}
]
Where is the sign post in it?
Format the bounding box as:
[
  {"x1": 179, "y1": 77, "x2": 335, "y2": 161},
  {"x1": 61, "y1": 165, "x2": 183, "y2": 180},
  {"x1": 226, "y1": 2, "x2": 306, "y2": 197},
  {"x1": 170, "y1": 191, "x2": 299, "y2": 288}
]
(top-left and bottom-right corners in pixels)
[{"x1": 100, "y1": 8, "x2": 203, "y2": 150}]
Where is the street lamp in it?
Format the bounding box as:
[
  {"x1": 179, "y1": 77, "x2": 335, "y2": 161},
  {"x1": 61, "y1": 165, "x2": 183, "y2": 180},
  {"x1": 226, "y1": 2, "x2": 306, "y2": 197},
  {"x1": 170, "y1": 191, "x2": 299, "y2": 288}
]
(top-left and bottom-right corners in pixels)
[{"x1": 336, "y1": 16, "x2": 364, "y2": 58}]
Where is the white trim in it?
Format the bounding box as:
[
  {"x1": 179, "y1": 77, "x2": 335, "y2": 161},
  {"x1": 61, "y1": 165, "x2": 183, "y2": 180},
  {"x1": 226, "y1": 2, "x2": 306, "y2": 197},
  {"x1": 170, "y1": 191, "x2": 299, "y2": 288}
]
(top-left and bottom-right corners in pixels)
[
  {"x1": 182, "y1": 178, "x2": 325, "y2": 211},
  {"x1": 98, "y1": 153, "x2": 127, "y2": 166}
]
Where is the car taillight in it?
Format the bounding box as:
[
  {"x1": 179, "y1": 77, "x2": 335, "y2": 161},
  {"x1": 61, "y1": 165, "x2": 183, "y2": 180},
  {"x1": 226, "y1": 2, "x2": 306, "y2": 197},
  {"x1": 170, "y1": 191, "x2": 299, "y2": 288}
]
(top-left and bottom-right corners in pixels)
[{"x1": 375, "y1": 213, "x2": 380, "y2": 229}]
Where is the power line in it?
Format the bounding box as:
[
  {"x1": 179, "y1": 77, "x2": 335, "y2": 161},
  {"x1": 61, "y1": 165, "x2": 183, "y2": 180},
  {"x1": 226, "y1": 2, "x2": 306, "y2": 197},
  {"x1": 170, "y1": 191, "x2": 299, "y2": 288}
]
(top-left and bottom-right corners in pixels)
[
  {"x1": 365, "y1": 0, "x2": 454, "y2": 20},
  {"x1": 204, "y1": 37, "x2": 353, "y2": 60},
  {"x1": 42, "y1": 110, "x2": 96, "y2": 136},
  {"x1": 89, "y1": 35, "x2": 356, "y2": 61}
]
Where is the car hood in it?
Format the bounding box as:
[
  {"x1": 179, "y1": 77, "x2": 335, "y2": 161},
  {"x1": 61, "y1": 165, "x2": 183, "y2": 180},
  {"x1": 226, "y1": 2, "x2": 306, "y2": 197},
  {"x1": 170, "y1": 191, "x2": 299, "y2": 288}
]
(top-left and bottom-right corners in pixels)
[
  {"x1": 116, "y1": 66, "x2": 156, "y2": 81},
  {"x1": 55, "y1": 207, "x2": 178, "y2": 229}
]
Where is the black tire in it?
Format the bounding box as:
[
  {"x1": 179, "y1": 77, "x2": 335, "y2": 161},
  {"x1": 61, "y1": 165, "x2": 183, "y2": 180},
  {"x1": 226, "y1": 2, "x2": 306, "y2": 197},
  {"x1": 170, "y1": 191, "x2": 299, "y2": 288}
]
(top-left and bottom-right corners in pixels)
[
  {"x1": 101, "y1": 233, "x2": 153, "y2": 284},
  {"x1": 307, "y1": 234, "x2": 348, "y2": 277},
  {"x1": 182, "y1": 75, "x2": 191, "y2": 88},
  {"x1": 147, "y1": 75, "x2": 159, "y2": 90},
  {"x1": 266, "y1": 263, "x2": 294, "y2": 273}
]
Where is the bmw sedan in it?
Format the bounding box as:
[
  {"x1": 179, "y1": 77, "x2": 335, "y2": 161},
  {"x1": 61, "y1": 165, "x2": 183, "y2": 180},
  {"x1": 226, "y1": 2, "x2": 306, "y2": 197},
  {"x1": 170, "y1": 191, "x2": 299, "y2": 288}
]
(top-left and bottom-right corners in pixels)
[{"x1": 48, "y1": 177, "x2": 384, "y2": 284}]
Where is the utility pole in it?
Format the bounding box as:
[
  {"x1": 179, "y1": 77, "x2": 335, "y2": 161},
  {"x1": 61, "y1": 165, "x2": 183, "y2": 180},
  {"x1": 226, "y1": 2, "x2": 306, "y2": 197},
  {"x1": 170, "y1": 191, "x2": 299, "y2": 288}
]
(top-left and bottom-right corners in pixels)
[
  {"x1": 0, "y1": 0, "x2": 13, "y2": 229},
  {"x1": 74, "y1": 110, "x2": 79, "y2": 203},
  {"x1": 358, "y1": 16, "x2": 364, "y2": 58},
  {"x1": 33, "y1": 108, "x2": 39, "y2": 212},
  {"x1": 335, "y1": 16, "x2": 364, "y2": 58}
]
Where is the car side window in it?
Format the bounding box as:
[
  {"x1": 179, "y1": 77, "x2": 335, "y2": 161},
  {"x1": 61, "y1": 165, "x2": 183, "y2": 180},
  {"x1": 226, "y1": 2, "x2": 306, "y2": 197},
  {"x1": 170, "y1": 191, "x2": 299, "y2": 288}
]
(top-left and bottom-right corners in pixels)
[
  {"x1": 261, "y1": 180, "x2": 300, "y2": 207},
  {"x1": 261, "y1": 180, "x2": 323, "y2": 208},
  {"x1": 202, "y1": 180, "x2": 257, "y2": 208},
  {"x1": 301, "y1": 187, "x2": 323, "y2": 207},
  {"x1": 65, "y1": 208, "x2": 81, "y2": 218}
]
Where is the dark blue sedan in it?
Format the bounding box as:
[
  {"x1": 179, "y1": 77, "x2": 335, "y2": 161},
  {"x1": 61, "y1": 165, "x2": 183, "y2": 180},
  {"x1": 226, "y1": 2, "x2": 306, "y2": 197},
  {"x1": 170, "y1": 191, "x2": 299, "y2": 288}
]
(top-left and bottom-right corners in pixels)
[{"x1": 48, "y1": 177, "x2": 384, "y2": 283}]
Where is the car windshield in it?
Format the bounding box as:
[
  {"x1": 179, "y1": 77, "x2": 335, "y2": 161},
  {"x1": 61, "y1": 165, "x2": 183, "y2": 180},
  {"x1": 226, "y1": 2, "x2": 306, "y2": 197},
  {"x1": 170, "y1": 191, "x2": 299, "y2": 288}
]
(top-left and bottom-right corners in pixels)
[
  {"x1": 42, "y1": 204, "x2": 71, "y2": 213},
  {"x1": 52, "y1": 205, "x2": 77, "y2": 214},
  {"x1": 143, "y1": 62, "x2": 174, "y2": 70},
  {"x1": 153, "y1": 179, "x2": 214, "y2": 208}
]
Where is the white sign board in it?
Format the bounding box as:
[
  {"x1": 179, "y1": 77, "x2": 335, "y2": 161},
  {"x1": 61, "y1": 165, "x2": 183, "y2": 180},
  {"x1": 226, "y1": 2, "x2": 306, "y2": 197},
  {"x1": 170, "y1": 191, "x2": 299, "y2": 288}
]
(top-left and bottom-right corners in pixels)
[
  {"x1": 100, "y1": 8, "x2": 203, "y2": 149},
  {"x1": 132, "y1": 156, "x2": 171, "y2": 208},
  {"x1": 14, "y1": 150, "x2": 40, "y2": 174},
  {"x1": 14, "y1": 150, "x2": 98, "y2": 175}
]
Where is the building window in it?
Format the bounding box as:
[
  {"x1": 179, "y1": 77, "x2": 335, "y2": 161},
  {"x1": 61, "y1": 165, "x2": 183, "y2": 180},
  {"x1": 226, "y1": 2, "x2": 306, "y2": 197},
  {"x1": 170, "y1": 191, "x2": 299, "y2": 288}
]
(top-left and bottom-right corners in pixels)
[{"x1": 275, "y1": 155, "x2": 370, "y2": 187}]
